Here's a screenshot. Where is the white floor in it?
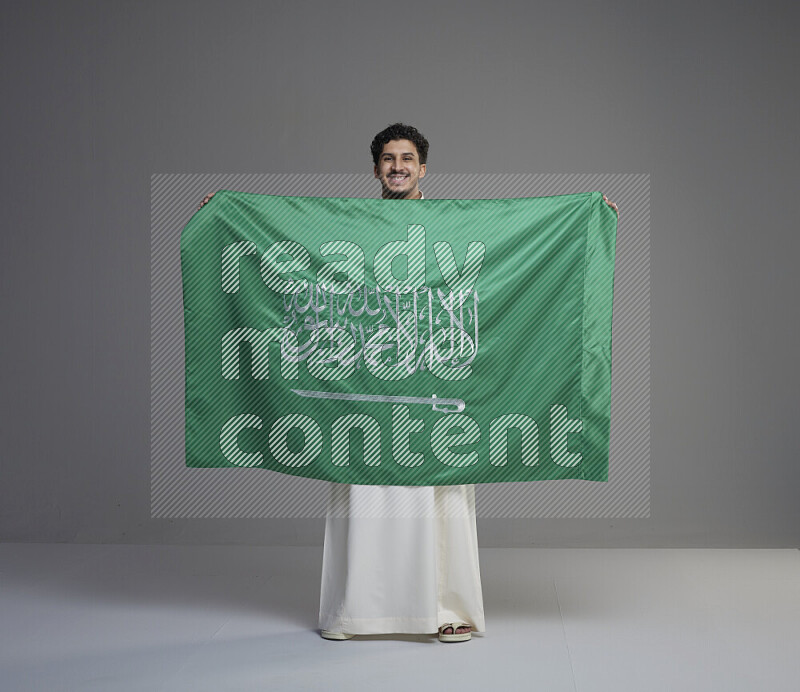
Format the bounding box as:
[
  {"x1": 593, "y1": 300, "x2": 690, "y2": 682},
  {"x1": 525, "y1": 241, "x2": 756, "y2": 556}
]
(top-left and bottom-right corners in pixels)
[{"x1": 1, "y1": 544, "x2": 798, "y2": 692}]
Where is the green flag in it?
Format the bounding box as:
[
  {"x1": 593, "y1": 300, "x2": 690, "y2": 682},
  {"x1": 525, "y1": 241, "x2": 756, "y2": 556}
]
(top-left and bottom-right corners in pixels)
[{"x1": 180, "y1": 189, "x2": 618, "y2": 485}]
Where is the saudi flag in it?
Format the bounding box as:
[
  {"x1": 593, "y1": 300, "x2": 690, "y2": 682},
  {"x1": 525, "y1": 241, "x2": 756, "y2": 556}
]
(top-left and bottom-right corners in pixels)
[{"x1": 180, "y1": 190, "x2": 618, "y2": 485}]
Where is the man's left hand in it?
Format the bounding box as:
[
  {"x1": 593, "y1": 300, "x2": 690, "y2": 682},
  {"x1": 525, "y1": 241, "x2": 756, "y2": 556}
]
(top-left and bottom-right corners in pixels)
[{"x1": 603, "y1": 194, "x2": 619, "y2": 217}]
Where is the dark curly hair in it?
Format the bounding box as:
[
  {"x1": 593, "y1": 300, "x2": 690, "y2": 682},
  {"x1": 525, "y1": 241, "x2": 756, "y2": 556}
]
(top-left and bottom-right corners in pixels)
[{"x1": 370, "y1": 123, "x2": 429, "y2": 166}]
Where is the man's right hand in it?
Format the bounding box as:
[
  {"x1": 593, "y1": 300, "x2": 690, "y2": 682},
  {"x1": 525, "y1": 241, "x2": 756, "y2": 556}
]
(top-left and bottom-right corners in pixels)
[{"x1": 197, "y1": 192, "x2": 216, "y2": 210}]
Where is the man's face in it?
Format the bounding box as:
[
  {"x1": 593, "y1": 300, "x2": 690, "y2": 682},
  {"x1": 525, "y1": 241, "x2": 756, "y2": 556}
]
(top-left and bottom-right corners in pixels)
[{"x1": 373, "y1": 139, "x2": 426, "y2": 199}]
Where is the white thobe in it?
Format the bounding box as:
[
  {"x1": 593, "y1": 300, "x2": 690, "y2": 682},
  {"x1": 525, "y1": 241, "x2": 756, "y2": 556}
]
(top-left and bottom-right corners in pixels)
[{"x1": 317, "y1": 190, "x2": 486, "y2": 635}]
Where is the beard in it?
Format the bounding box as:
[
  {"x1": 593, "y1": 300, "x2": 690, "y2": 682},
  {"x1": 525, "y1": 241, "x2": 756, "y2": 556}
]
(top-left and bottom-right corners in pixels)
[{"x1": 381, "y1": 174, "x2": 418, "y2": 199}]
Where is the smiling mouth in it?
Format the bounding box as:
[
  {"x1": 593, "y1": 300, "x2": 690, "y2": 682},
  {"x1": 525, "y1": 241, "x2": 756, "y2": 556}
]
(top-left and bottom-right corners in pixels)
[{"x1": 388, "y1": 175, "x2": 408, "y2": 184}]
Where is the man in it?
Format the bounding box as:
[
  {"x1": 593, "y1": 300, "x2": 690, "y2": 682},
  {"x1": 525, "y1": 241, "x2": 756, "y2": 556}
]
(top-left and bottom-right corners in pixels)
[
  {"x1": 317, "y1": 123, "x2": 482, "y2": 643},
  {"x1": 197, "y1": 125, "x2": 618, "y2": 643}
]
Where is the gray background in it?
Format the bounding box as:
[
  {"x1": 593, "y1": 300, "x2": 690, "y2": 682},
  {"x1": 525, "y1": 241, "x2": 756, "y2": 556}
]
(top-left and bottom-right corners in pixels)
[{"x1": 1, "y1": 0, "x2": 797, "y2": 546}]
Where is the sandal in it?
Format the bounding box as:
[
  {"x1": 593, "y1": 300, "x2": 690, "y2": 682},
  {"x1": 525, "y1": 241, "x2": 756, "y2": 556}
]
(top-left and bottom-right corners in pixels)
[
  {"x1": 321, "y1": 629, "x2": 354, "y2": 640},
  {"x1": 438, "y1": 622, "x2": 472, "y2": 642}
]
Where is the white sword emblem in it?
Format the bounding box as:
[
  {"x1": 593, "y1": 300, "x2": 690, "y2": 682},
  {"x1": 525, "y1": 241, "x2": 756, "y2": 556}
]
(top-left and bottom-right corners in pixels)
[{"x1": 290, "y1": 389, "x2": 465, "y2": 414}]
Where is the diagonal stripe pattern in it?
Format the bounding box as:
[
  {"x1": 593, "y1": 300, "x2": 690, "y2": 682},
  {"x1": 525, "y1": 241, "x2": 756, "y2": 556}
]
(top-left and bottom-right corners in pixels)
[{"x1": 152, "y1": 173, "x2": 649, "y2": 518}]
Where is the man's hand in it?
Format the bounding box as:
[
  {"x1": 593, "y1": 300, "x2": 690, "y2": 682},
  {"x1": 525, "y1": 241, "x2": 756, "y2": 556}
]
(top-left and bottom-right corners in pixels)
[
  {"x1": 197, "y1": 192, "x2": 216, "y2": 210},
  {"x1": 603, "y1": 194, "x2": 619, "y2": 217}
]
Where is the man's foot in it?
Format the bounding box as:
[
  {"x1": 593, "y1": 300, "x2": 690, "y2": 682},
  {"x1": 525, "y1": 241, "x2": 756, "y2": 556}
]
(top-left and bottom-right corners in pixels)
[
  {"x1": 438, "y1": 621, "x2": 473, "y2": 642},
  {"x1": 440, "y1": 624, "x2": 471, "y2": 635}
]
